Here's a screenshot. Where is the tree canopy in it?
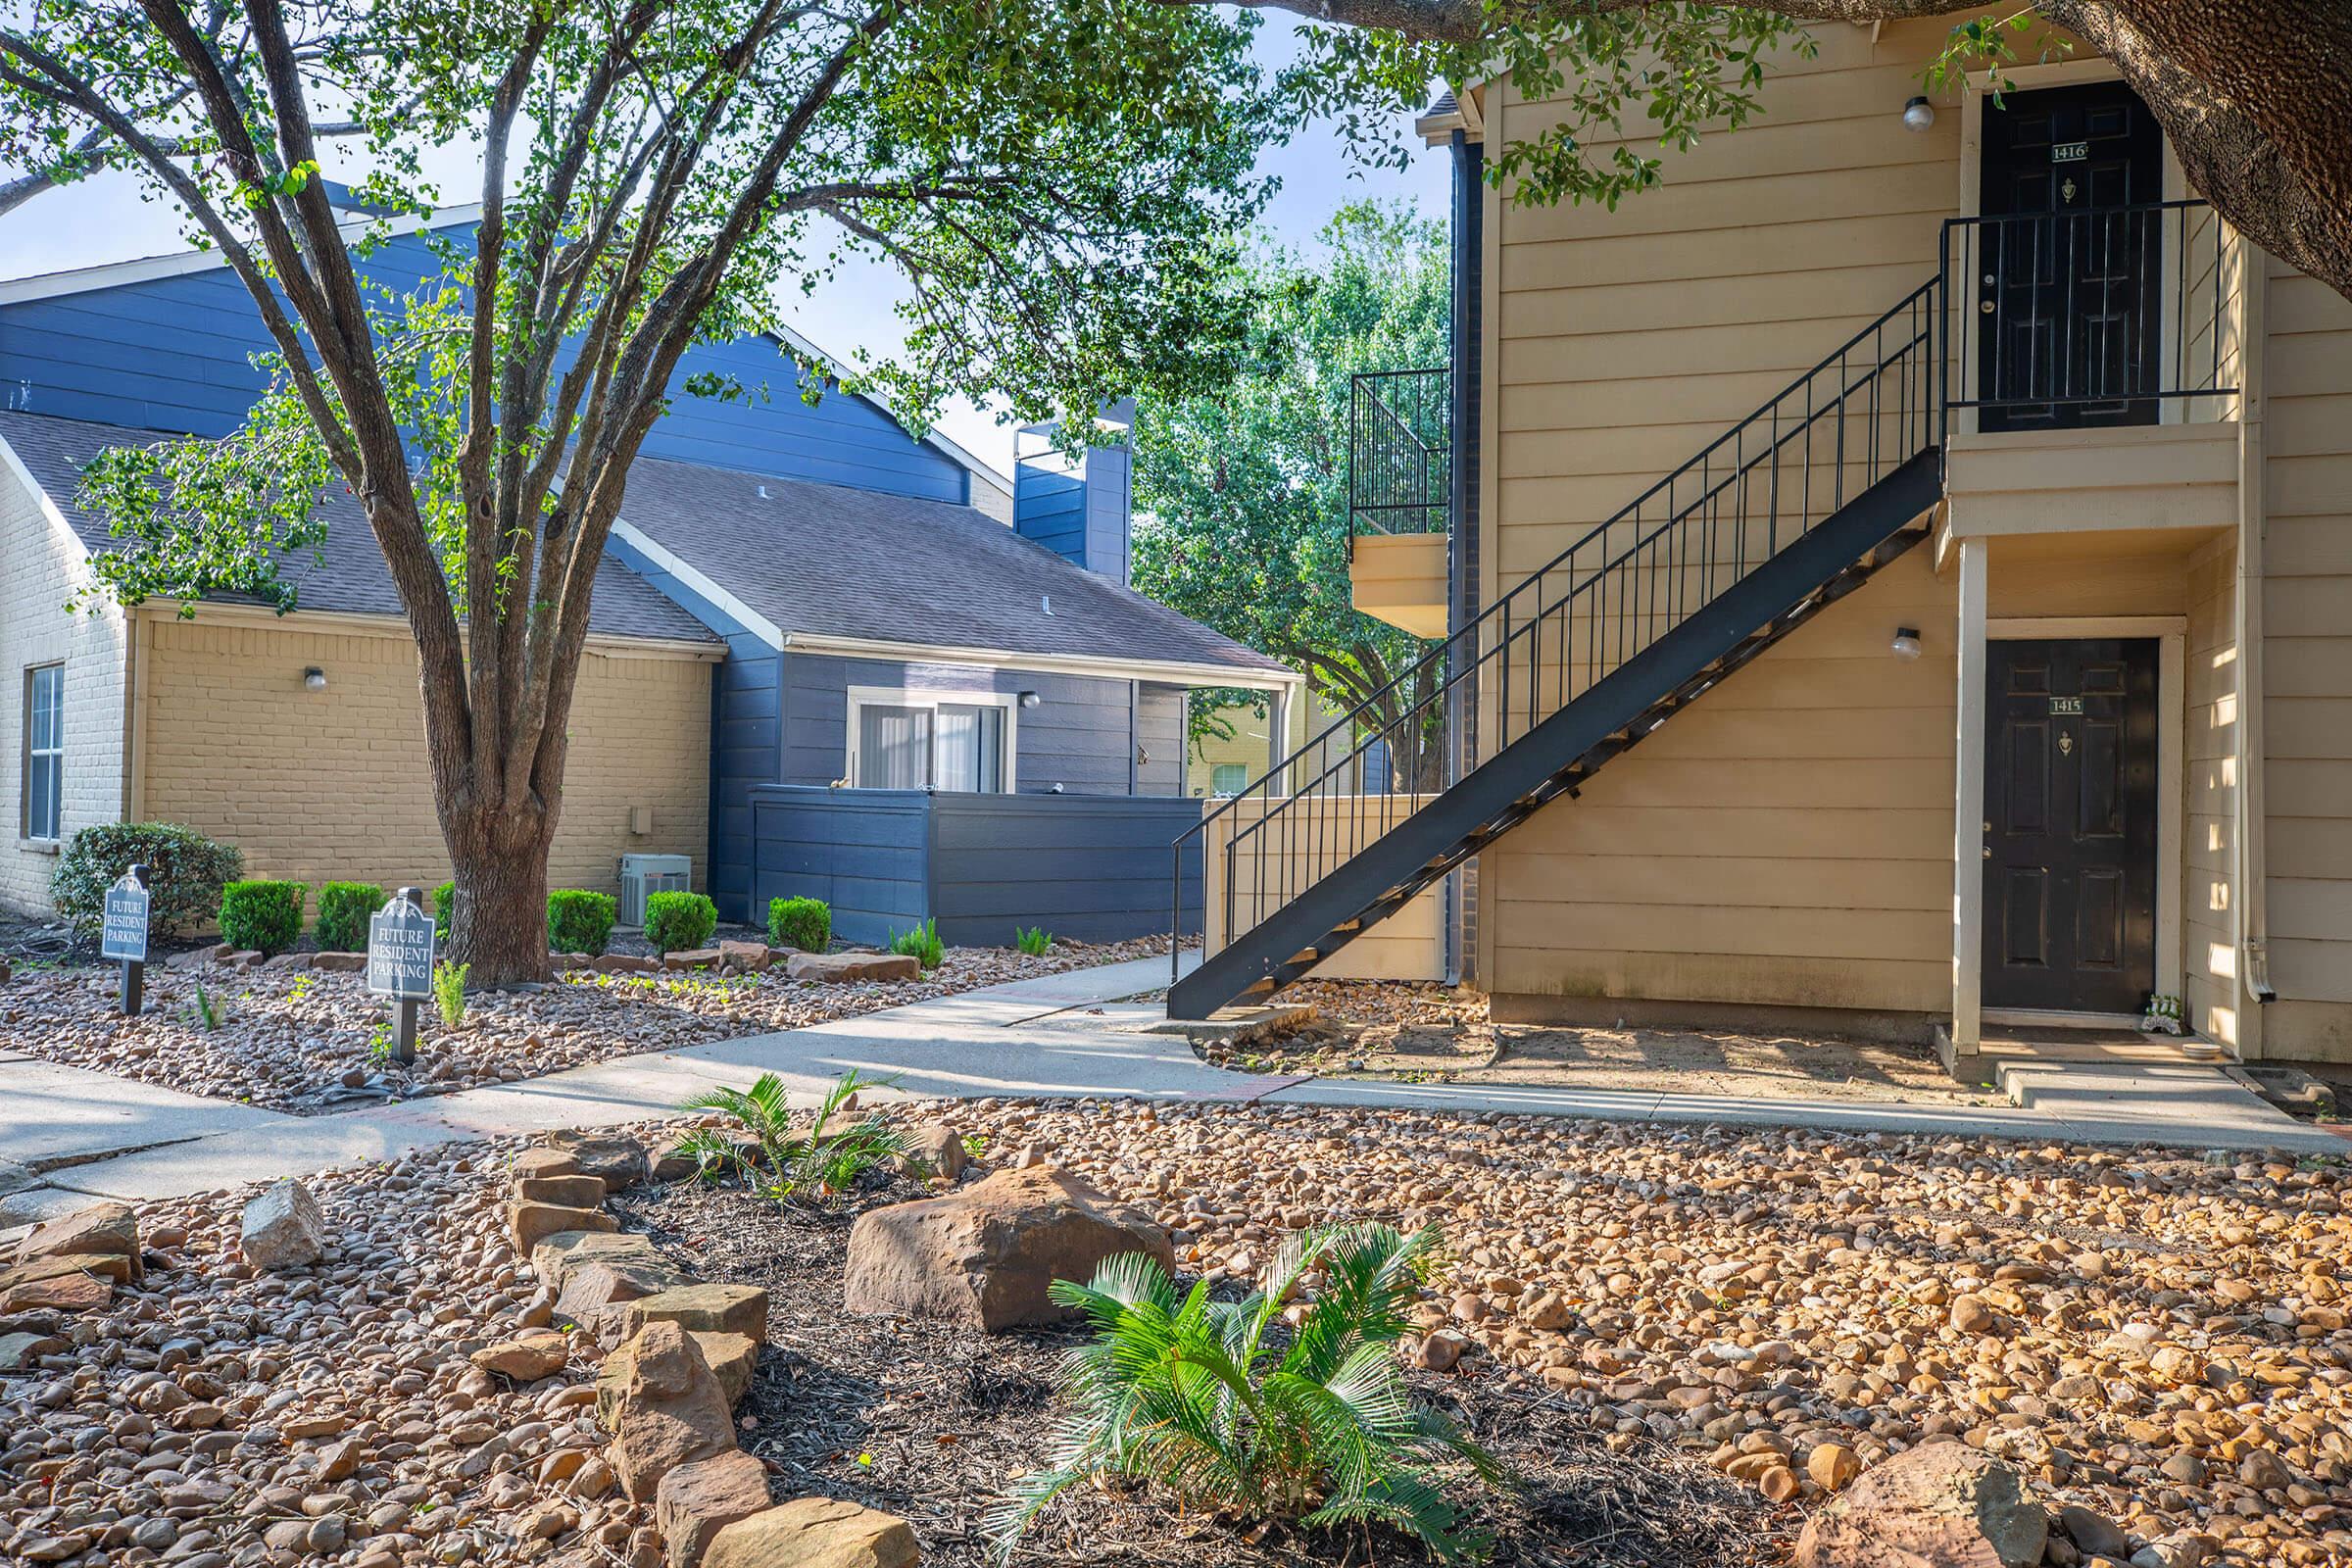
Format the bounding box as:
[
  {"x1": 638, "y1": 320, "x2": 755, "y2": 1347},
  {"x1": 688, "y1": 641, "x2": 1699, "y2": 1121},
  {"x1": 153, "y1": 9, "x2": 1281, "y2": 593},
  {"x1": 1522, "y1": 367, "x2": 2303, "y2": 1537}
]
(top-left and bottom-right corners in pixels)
[
  {"x1": 0, "y1": 0, "x2": 1282, "y2": 979},
  {"x1": 1132, "y1": 203, "x2": 1449, "y2": 787}
]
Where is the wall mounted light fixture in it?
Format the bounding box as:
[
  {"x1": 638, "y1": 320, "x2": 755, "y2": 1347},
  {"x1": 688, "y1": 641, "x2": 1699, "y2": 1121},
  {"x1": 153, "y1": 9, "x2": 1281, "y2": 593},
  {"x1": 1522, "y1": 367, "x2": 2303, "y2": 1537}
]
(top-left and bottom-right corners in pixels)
[
  {"x1": 1890, "y1": 627, "x2": 1924, "y2": 661},
  {"x1": 1016, "y1": 690, "x2": 1042, "y2": 709},
  {"x1": 303, "y1": 666, "x2": 328, "y2": 692},
  {"x1": 1902, "y1": 95, "x2": 1936, "y2": 132}
]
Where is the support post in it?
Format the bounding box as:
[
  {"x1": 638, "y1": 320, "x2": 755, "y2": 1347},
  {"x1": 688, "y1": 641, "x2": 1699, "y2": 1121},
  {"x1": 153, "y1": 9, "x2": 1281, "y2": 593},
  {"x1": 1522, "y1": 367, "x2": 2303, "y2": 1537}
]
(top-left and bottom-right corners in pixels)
[{"x1": 1951, "y1": 536, "x2": 1987, "y2": 1054}]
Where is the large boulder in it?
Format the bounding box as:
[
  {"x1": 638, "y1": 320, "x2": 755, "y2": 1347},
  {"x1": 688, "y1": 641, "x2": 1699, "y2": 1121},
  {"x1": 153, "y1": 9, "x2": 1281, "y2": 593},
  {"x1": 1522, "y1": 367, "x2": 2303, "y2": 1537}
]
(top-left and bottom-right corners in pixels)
[
  {"x1": 784, "y1": 952, "x2": 921, "y2": 984},
  {"x1": 1793, "y1": 1443, "x2": 2047, "y2": 1568},
  {"x1": 17, "y1": 1202, "x2": 140, "y2": 1282},
  {"x1": 656, "y1": 1450, "x2": 773, "y2": 1568},
  {"x1": 703, "y1": 1498, "x2": 918, "y2": 1568},
  {"x1": 844, "y1": 1165, "x2": 1173, "y2": 1333},
  {"x1": 903, "y1": 1124, "x2": 969, "y2": 1182},
  {"x1": 605, "y1": 1321, "x2": 737, "y2": 1501},
  {"x1": 547, "y1": 1131, "x2": 651, "y2": 1191},
  {"x1": 599, "y1": 1331, "x2": 757, "y2": 1426},
  {"x1": 532, "y1": 1229, "x2": 668, "y2": 1292},
  {"x1": 510, "y1": 1201, "x2": 617, "y2": 1253},
  {"x1": 241, "y1": 1180, "x2": 326, "y2": 1270}
]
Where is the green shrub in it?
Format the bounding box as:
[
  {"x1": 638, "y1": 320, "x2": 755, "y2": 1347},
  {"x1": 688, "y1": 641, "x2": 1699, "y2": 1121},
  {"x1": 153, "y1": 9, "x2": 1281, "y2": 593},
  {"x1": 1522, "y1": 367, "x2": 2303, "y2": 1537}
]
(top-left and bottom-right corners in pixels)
[
  {"x1": 50, "y1": 822, "x2": 244, "y2": 941},
  {"x1": 888, "y1": 917, "x2": 944, "y2": 971},
  {"x1": 987, "y1": 1224, "x2": 1503, "y2": 1563},
  {"x1": 547, "y1": 890, "x2": 617, "y2": 956},
  {"x1": 644, "y1": 890, "x2": 717, "y2": 956},
  {"x1": 314, "y1": 881, "x2": 384, "y2": 953},
  {"x1": 1015, "y1": 926, "x2": 1053, "y2": 956},
  {"x1": 218, "y1": 880, "x2": 306, "y2": 956},
  {"x1": 432, "y1": 880, "x2": 455, "y2": 939},
  {"x1": 767, "y1": 896, "x2": 831, "y2": 954},
  {"x1": 675, "y1": 1069, "x2": 922, "y2": 1201}
]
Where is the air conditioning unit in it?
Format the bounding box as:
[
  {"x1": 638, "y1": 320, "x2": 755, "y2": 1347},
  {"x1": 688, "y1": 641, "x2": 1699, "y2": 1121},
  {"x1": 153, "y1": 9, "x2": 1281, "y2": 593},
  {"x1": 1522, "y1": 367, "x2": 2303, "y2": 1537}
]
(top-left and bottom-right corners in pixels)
[{"x1": 617, "y1": 854, "x2": 692, "y2": 929}]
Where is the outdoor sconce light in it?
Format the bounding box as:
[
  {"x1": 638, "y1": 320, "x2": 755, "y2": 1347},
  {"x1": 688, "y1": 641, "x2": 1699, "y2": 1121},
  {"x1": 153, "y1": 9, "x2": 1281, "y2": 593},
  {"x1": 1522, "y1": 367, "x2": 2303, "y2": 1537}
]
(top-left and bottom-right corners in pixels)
[
  {"x1": 303, "y1": 666, "x2": 328, "y2": 692},
  {"x1": 1890, "y1": 627, "x2": 1924, "y2": 661},
  {"x1": 1902, "y1": 95, "x2": 1936, "y2": 132},
  {"x1": 1016, "y1": 690, "x2": 1042, "y2": 709}
]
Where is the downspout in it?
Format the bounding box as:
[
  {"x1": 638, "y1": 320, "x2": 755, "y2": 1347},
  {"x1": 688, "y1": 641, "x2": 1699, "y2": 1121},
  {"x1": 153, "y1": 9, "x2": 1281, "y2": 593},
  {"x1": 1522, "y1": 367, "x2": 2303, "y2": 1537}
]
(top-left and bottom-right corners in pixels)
[
  {"x1": 2231, "y1": 258, "x2": 2274, "y2": 1051},
  {"x1": 1444, "y1": 122, "x2": 1484, "y2": 990}
]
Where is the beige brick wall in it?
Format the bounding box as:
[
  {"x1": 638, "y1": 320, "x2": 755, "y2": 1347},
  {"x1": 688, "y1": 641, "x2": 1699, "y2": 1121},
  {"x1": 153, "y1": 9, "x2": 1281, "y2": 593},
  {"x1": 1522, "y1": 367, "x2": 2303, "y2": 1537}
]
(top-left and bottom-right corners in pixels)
[
  {"x1": 0, "y1": 443, "x2": 128, "y2": 914},
  {"x1": 139, "y1": 616, "x2": 712, "y2": 912}
]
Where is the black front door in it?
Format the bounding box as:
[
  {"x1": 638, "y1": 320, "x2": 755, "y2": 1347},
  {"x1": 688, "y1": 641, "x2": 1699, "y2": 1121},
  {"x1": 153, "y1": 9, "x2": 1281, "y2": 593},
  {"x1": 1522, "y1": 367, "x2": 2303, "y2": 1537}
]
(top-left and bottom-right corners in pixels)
[
  {"x1": 1983, "y1": 638, "x2": 2159, "y2": 1014},
  {"x1": 1977, "y1": 81, "x2": 2163, "y2": 431}
]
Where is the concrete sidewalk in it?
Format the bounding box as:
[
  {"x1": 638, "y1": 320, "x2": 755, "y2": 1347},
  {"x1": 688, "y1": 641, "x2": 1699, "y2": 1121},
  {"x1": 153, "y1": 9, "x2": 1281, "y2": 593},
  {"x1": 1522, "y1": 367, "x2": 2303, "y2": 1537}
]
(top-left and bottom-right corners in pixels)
[{"x1": 6, "y1": 956, "x2": 2340, "y2": 1216}]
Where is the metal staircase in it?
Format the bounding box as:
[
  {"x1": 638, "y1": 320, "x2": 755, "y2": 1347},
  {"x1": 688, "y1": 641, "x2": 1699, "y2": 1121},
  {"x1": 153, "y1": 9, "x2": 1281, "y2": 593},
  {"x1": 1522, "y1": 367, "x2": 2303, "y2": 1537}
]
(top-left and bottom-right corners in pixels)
[{"x1": 1169, "y1": 276, "x2": 1946, "y2": 1019}]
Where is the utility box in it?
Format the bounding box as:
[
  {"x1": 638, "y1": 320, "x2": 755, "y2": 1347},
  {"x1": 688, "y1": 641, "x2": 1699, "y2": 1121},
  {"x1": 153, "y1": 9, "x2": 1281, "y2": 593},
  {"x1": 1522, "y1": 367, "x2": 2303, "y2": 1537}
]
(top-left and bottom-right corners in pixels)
[{"x1": 617, "y1": 854, "x2": 692, "y2": 929}]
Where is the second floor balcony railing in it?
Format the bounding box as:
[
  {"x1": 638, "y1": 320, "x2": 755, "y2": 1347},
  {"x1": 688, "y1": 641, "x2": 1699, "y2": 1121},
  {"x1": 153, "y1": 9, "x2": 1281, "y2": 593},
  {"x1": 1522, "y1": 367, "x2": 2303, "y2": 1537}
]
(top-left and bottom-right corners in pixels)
[
  {"x1": 1348, "y1": 368, "x2": 1449, "y2": 551},
  {"x1": 1942, "y1": 198, "x2": 2242, "y2": 432}
]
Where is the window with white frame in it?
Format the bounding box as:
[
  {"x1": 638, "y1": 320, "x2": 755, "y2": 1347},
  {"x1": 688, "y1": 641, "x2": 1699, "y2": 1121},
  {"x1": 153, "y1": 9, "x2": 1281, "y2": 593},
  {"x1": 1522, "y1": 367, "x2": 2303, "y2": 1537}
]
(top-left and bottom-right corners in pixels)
[
  {"x1": 847, "y1": 687, "x2": 1014, "y2": 792},
  {"x1": 23, "y1": 663, "x2": 63, "y2": 842},
  {"x1": 1209, "y1": 762, "x2": 1249, "y2": 796}
]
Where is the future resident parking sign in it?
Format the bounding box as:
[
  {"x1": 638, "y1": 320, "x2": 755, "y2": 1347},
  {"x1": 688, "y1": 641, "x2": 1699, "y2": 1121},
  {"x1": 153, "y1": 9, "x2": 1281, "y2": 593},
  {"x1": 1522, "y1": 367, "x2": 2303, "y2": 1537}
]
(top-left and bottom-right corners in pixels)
[
  {"x1": 101, "y1": 870, "x2": 150, "y2": 964},
  {"x1": 367, "y1": 890, "x2": 436, "y2": 1000}
]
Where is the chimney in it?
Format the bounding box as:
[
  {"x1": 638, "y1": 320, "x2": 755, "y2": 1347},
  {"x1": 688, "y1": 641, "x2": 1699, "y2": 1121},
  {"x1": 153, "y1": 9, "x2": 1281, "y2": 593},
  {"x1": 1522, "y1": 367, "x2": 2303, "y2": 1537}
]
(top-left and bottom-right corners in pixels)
[{"x1": 1013, "y1": 399, "x2": 1134, "y2": 586}]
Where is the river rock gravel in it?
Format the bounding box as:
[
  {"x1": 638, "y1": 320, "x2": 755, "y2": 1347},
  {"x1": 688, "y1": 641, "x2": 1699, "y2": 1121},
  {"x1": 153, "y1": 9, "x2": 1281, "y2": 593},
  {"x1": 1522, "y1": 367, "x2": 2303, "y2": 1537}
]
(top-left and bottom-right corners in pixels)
[
  {"x1": 0, "y1": 938, "x2": 1167, "y2": 1114},
  {"x1": 1, "y1": 1100, "x2": 2344, "y2": 1568}
]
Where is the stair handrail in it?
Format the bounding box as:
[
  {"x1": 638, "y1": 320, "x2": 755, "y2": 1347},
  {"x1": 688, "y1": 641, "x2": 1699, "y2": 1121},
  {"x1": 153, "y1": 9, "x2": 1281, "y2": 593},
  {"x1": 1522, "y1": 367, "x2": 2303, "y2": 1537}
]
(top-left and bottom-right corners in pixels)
[{"x1": 1173, "y1": 273, "x2": 1945, "y2": 988}]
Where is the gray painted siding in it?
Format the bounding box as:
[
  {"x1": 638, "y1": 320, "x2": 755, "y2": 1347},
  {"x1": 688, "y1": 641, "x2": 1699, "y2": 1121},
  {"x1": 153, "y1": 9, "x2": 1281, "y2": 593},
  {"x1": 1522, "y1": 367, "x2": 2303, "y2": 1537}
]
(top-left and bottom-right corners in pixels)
[
  {"x1": 1083, "y1": 442, "x2": 1133, "y2": 587},
  {"x1": 750, "y1": 785, "x2": 1202, "y2": 946},
  {"x1": 1136, "y1": 682, "x2": 1186, "y2": 796},
  {"x1": 0, "y1": 229, "x2": 969, "y2": 506},
  {"x1": 782, "y1": 655, "x2": 1178, "y2": 797}
]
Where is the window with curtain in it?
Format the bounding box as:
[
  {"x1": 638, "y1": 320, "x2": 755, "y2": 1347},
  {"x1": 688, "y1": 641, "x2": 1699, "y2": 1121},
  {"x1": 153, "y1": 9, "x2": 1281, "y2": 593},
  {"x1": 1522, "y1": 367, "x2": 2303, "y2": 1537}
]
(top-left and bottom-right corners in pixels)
[
  {"x1": 854, "y1": 694, "x2": 1009, "y2": 792},
  {"x1": 23, "y1": 663, "x2": 63, "y2": 842}
]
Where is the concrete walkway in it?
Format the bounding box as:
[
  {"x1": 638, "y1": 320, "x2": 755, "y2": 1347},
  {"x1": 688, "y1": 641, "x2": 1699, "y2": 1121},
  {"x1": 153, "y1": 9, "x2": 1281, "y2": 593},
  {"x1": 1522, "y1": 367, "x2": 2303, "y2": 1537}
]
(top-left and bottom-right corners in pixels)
[{"x1": 4, "y1": 956, "x2": 2341, "y2": 1217}]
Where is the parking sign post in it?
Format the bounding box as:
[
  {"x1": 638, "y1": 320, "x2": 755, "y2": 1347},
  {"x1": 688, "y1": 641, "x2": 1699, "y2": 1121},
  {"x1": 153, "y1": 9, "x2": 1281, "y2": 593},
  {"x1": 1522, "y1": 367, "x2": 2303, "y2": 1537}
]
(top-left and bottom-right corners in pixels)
[
  {"x1": 366, "y1": 886, "x2": 436, "y2": 1065},
  {"x1": 102, "y1": 863, "x2": 152, "y2": 1016}
]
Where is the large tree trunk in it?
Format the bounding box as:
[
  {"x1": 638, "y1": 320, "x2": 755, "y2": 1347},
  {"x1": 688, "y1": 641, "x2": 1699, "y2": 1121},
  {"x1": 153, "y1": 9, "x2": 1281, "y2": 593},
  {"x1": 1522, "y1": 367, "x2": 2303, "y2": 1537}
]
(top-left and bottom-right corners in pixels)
[{"x1": 441, "y1": 797, "x2": 558, "y2": 989}]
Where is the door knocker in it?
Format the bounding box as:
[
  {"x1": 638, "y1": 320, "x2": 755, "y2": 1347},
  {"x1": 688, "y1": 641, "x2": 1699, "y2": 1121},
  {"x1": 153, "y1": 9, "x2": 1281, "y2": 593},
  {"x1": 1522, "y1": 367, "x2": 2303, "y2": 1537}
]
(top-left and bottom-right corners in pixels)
[
  {"x1": 2061, "y1": 177, "x2": 2079, "y2": 204},
  {"x1": 2059, "y1": 732, "x2": 2075, "y2": 757}
]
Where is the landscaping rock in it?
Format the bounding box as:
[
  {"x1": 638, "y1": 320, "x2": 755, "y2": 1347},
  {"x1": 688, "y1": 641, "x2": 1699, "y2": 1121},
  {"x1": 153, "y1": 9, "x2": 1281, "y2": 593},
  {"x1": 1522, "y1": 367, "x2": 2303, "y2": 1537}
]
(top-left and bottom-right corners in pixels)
[
  {"x1": 0, "y1": 1329, "x2": 64, "y2": 1370},
  {"x1": 599, "y1": 1330, "x2": 757, "y2": 1424},
  {"x1": 604, "y1": 1321, "x2": 737, "y2": 1501},
  {"x1": 702, "y1": 1498, "x2": 918, "y2": 1568},
  {"x1": 844, "y1": 1164, "x2": 1173, "y2": 1332},
  {"x1": 514, "y1": 1147, "x2": 584, "y2": 1182},
  {"x1": 516, "y1": 1173, "x2": 612, "y2": 1208},
  {"x1": 470, "y1": 1329, "x2": 572, "y2": 1380},
  {"x1": 664, "y1": 948, "x2": 726, "y2": 971},
  {"x1": 16, "y1": 1201, "x2": 140, "y2": 1282},
  {"x1": 0, "y1": 1259, "x2": 111, "y2": 1313},
  {"x1": 593, "y1": 953, "x2": 662, "y2": 973},
  {"x1": 785, "y1": 951, "x2": 922, "y2": 983},
  {"x1": 548, "y1": 1130, "x2": 652, "y2": 1190},
  {"x1": 310, "y1": 950, "x2": 367, "y2": 972},
  {"x1": 1794, "y1": 1444, "x2": 2047, "y2": 1568},
  {"x1": 621, "y1": 1282, "x2": 770, "y2": 1343},
  {"x1": 656, "y1": 1449, "x2": 774, "y2": 1568},
  {"x1": 239, "y1": 1179, "x2": 325, "y2": 1269},
  {"x1": 905, "y1": 1122, "x2": 969, "y2": 1181},
  {"x1": 717, "y1": 940, "x2": 771, "y2": 972},
  {"x1": 532, "y1": 1228, "x2": 667, "y2": 1291},
  {"x1": 557, "y1": 1256, "x2": 696, "y2": 1334},
  {"x1": 510, "y1": 1200, "x2": 616, "y2": 1253}
]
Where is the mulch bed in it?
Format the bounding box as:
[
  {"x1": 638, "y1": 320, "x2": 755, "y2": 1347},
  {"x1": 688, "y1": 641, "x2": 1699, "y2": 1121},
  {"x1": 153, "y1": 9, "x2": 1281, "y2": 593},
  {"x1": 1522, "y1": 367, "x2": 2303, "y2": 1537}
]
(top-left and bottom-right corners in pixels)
[{"x1": 608, "y1": 1176, "x2": 1788, "y2": 1568}]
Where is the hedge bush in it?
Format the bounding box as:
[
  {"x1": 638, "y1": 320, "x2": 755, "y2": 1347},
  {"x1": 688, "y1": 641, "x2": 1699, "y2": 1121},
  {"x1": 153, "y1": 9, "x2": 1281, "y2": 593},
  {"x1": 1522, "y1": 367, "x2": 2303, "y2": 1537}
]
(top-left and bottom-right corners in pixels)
[
  {"x1": 314, "y1": 881, "x2": 384, "y2": 953},
  {"x1": 50, "y1": 822, "x2": 243, "y2": 941},
  {"x1": 433, "y1": 880, "x2": 455, "y2": 939},
  {"x1": 219, "y1": 880, "x2": 306, "y2": 956},
  {"x1": 643, "y1": 890, "x2": 717, "y2": 956},
  {"x1": 548, "y1": 890, "x2": 617, "y2": 956},
  {"x1": 767, "y1": 896, "x2": 831, "y2": 954}
]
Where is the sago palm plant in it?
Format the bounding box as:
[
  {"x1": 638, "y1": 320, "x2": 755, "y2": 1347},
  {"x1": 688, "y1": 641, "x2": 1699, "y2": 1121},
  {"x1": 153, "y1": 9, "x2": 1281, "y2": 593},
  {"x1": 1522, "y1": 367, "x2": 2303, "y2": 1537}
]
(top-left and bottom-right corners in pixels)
[
  {"x1": 986, "y1": 1223, "x2": 1505, "y2": 1563},
  {"x1": 675, "y1": 1068, "x2": 925, "y2": 1201}
]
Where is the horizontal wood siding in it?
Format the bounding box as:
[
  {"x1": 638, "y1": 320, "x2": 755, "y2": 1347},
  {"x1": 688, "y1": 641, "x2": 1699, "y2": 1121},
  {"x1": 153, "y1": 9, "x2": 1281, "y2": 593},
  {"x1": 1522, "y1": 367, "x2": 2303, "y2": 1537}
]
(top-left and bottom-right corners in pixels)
[
  {"x1": 1482, "y1": 21, "x2": 1965, "y2": 1022},
  {"x1": 929, "y1": 793, "x2": 1201, "y2": 945},
  {"x1": 782, "y1": 654, "x2": 1151, "y2": 797},
  {"x1": 2183, "y1": 535, "x2": 2240, "y2": 1045},
  {"x1": 749, "y1": 788, "x2": 932, "y2": 945},
  {"x1": 749, "y1": 785, "x2": 1202, "y2": 946},
  {"x1": 1013, "y1": 462, "x2": 1089, "y2": 568},
  {"x1": 0, "y1": 228, "x2": 968, "y2": 505},
  {"x1": 2260, "y1": 262, "x2": 2352, "y2": 1058}
]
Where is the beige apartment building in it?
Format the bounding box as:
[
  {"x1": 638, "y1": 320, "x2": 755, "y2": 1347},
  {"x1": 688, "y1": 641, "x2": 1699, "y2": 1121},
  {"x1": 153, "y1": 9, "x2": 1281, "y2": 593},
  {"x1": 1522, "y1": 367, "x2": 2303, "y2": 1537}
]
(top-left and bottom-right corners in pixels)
[{"x1": 1176, "y1": 19, "x2": 2351, "y2": 1069}]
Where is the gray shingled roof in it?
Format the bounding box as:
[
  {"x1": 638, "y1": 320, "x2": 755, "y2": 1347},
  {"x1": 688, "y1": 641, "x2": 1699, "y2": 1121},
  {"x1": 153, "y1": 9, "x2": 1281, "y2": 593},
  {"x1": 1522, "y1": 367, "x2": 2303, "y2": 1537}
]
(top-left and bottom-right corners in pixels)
[
  {"x1": 614, "y1": 454, "x2": 1292, "y2": 676},
  {"x1": 0, "y1": 411, "x2": 717, "y2": 645}
]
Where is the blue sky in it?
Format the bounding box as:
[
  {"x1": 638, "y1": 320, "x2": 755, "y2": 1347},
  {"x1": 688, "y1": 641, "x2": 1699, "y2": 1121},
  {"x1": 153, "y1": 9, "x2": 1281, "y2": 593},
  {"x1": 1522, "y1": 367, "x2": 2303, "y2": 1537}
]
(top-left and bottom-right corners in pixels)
[{"x1": 0, "y1": 19, "x2": 1448, "y2": 480}]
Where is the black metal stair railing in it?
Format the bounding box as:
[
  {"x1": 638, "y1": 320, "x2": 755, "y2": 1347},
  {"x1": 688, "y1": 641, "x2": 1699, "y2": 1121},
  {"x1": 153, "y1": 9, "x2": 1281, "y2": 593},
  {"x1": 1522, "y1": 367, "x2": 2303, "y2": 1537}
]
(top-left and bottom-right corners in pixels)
[{"x1": 1173, "y1": 275, "x2": 1943, "y2": 992}]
